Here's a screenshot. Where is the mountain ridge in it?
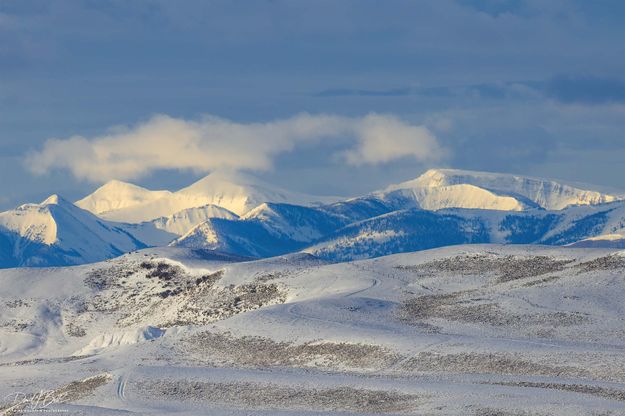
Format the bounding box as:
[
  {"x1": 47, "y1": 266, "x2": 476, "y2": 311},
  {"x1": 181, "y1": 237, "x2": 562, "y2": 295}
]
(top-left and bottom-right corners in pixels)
[
  {"x1": 392, "y1": 168, "x2": 623, "y2": 210},
  {"x1": 77, "y1": 170, "x2": 339, "y2": 222},
  {"x1": 1, "y1": 168, "x2": 624, "y2": 268}
]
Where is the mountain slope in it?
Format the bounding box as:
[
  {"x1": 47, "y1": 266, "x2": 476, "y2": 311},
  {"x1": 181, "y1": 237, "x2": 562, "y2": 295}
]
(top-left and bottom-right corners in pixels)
[
  {"x1": 0, "y1": 195, "x2": 148, "y2": 267},
  {"x1": 538, "y1": 201, "x2": 625, "y2": 245},
  {"x1": 307, "y1": 201, "x2": 625, "y2": 260},
  {"x1": 172, "y1": 202, "x2": 346, "y2": 257},
  {"x1": 241, "y1": 203, "x2": 345, "y2": 242},
  {"x1": 376, "y1": 183, "x2": 535, "y2": 211},
  {"x1": 150, "y1": 204, "x2": 238, "y2": 236},
  {"x1": 171, "y1": 218, "x2": 299, "y2": 258},
  {"x1": 306, "y1": 208, "x2": 491, "y2": 261},
  {"x1": 172, "y1": 198, "x2": 625, "y2": 261},
  {"x1": 105, "y1": 205, "x2": 241, "y2": 248}
]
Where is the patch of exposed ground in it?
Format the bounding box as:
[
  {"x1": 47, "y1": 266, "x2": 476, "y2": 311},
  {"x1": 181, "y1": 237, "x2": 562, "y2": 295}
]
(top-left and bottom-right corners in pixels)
[
  {"x1": 86, "y1": 261, "x2": 224, "y2": 311},
  {"x1": 521, "y1": 275, "x2": 563, "y2": 287},
  {"x1": 53, "y1": 374, "x2": 112, "y2": 403},
  {"x1": 487, "y1": 381, "x2": 625, "y2": 402},
  {"x1": 152, "y1": 281, "x2": 285, "y2": 327},
  {"x1": 396, "y1": 254, "x2": 574, "y2": 283},
  {"x1": 401, "y1": 351, "x2": 625, "y2": 383},
  {"x1": 5, "y1": 299, "x2": 29, "y2": 308},
  {"x1": 82, "y1": 260, "x2": 286, "y2": 327},
  {"x1": 179, "y1": 331, "x2": 400, "y2": 370},
  {"x1": 397, "y1": 292, "x2": 589, "y2": 327},
  {"x1": 65, "y1": 322, "x2": 86, "y2": 337},
  {"x1": 575, "y1": 254, "x2": 625, "y2": 274},
  {"x1": 401, "y1": 352, "x2": 585, "y2": 379},
  {"x1": 0, "y1": 355, "x2": 90, "y2": 367},
  {"x1": 132, "y1": 379, "x2": 425, "y2": 414},
  {"x1": 254, "y1": 271, "x2": 289, "y2": 282},
  {"x1": 0, "y1": 319, "x2": 34, "y2": 331}
]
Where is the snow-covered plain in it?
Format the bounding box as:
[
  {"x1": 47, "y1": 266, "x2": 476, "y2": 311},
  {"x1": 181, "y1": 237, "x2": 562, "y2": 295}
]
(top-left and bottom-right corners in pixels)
[{"x1": 1, "y1": 244, "x2": 624, "y2": 415}]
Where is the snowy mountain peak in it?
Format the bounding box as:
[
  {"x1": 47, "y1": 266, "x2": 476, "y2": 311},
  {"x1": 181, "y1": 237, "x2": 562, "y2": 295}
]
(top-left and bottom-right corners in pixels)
[
  {"x1": 240, "y1": 202, "x2": 276, "y2": 220},
  {"x1": 0, "y1": 194, "x2": 146, "y2": 267},
  {"x1": 76, "y1": 180, "x2": 172, "y2": 216},
  {"x1": 176, "y1": 171, "x2": 275, "y2": 214},
  {"x1": 41, "y1": 194, "x2": 63, "y2": 205},
  {"x1": 1, "y1": 194, "x2": 80, "y2": 245},
  {"x1": 182, "y1": 170, "x2": 269, "y2": 189},
  {"x1": 177, "y1": 170, "x2": 338, "y2": 216},
  {"x1": 74, "y1": 170, "x2": 338, "y2": 223},
  {"x1": 412, "y1": 168, "x2": 453, "y2": 187}
]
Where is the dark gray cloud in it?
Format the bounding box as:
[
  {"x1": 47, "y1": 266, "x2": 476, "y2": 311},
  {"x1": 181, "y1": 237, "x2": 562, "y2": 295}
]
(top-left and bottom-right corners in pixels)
[
  {"x1": 315, "y1": 75, "x2": 625, "y2": 105},
  {"x1": 315, "y1": 88, "x2": 412, "y2": 97},
  {"x1": 313, "y1": 82, "x2": 536, "y2": 99},
  {"x1": 545, "y1": 75, "x2": 625, "y2": 105}
]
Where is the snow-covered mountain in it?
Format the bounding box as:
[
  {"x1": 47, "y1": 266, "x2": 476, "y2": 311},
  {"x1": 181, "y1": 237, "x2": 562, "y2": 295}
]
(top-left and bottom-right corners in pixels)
[
  {"x1": 76, "y1": 171, "x2": 338, "y2": 223},
  {"x1": 379, "y1": 168, "x2": 622, "y2": 211},
  {"x1": 0, "y1": 195, "x2": 148, "y2": 267},
  {"x1": 378, "y1": 182, "x2": 534, "y2": 212},
  {"x1": 105, "y1": 204, "x2": 241, "y2": 249},
  {"x1": 2, "y1": 168, "x2": 624, "y2": 268},
  {"x1": 306, "y1": 201, "x2": 625, "y2": 260},
  {"x1": 75, "y1": 180, "x2": 172, "y2": 217},
  {"x1": 176, "y1": 171, "x2": 339, "y2": 215},
  {"x1": 172, "y1": 198, "x2": 625, "y2": 261},
  {"x1": 171, "y1": 203, "x2": 345, "y2": 258},
  {"x1": 150, "y1": 204, "x2": 238, "y2": 236}
]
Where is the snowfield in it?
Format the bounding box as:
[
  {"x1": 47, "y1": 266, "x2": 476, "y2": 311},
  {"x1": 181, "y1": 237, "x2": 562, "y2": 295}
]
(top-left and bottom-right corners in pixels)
[{"x1": 1, "y1": 244, "x2": 624, "y2": 415}]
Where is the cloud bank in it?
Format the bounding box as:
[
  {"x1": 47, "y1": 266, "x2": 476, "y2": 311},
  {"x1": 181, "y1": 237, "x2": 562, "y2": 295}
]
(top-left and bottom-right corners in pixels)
[{"x1": 26, "y1": 113, "x2": 445, "y2": 182}]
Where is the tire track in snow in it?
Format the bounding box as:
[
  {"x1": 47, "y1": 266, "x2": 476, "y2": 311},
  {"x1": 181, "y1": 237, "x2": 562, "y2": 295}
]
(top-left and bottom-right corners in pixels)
[{"x1": 116, "y1": 373, "x2": 127, "y2": 402}]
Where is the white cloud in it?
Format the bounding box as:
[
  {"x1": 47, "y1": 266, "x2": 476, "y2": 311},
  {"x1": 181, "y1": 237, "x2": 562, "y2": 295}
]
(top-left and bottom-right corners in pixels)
[
  {"x1": 26, "y1": 113, "x2": 446, "y2": 182},
  {"x1": 344, "y1": 114, "x2": 446, "y2": 165}
]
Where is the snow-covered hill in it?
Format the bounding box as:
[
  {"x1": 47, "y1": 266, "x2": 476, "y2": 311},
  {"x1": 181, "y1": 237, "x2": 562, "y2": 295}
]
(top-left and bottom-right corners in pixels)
[
  {"x1": 1, "y1": 244, "x2": 624, "y2": 414},
  {"x1": 0, "y1": 195, "x2": 148, "y2": 267}
]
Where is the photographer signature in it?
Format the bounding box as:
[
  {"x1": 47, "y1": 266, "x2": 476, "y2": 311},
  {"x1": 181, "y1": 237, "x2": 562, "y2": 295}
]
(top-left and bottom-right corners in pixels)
[{"x1": 1, "y1": 390, "x2": 67, "y2": 414}]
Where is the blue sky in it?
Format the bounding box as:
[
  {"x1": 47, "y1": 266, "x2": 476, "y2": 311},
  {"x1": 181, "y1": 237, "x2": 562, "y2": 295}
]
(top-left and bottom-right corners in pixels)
[{"x1": 1, "y1": 0, "x2": 624, "y2": 209}]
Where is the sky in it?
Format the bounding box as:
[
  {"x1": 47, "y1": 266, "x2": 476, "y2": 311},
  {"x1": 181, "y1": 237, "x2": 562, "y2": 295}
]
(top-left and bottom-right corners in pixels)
[{"x1": 1, "y1": 0, "x2": 624, "y2": 209}]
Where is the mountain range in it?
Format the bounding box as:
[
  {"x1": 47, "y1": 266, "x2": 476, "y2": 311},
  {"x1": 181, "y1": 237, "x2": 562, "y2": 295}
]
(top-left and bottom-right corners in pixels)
[{"x1": 1, "y1": 168, "x2": 624, "y2": 268}]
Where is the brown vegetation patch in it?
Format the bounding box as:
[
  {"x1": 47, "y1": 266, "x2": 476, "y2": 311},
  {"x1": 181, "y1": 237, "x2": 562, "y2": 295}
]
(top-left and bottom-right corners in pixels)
[
  {"x1": 180, "y1": 331, "x2": 399, "y2": 370},
  {"x1": 133, "y1": 379, "x2": 424, "y2": 413}
]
